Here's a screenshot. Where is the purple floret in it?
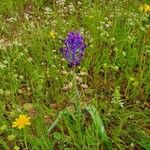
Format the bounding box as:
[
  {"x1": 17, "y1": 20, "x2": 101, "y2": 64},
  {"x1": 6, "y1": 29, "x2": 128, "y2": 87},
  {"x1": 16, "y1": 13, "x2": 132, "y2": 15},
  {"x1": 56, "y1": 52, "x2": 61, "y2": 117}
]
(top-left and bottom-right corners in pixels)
[{"x1": 60, "y1": 32, "x2": 87, "y2": 67}]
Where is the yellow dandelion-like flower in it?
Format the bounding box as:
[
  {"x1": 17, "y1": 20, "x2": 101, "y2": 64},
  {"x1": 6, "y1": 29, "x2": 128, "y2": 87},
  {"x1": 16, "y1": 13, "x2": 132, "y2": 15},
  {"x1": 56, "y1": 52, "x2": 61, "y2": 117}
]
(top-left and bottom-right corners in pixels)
[
  {"x1": 49, "y1": 30, "x2": 57, "y2": 39},
  {"x1": 12, "y1": 115, "x2": 31, "y2": 129},
  {"x1": 139, "y1": 4, "x2": 150, "y2": 13}
]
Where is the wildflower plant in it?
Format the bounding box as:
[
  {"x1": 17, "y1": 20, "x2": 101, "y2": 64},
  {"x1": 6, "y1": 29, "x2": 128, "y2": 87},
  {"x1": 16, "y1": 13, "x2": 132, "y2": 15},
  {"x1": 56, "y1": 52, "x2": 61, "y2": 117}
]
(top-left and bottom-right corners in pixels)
[
  {"x1": 58, "y1": 32, "x2": 111, "y2": 149},
  {"x1": 139, "y1": 4, "x2": 150, "y2": 13},
  {"x1": 46, "y1": 32, "x2": 87, "y2": 136},
  {"x1": 49, "y1": 30, "x2": 57, "y2": 39},
  {"x1": 60, "y1": 32, "x2": 87, "y2": 68},
  {"x1": 59, "y1": 32, "x2": 85, "y2": 117},
  {"x1": 12, "y1": 114, "x2": 31, "y2": 129},
  {"x1": 60, "y1": 31, "x2": 87, "y2": 111},
  {"x1": 111, "y1": 86, "x2": 124, "y2": 108}
]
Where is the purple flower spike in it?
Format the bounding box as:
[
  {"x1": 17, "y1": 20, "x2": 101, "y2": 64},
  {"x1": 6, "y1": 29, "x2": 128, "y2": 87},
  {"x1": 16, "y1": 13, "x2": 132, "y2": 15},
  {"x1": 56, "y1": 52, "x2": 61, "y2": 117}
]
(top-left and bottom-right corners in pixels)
[{"x1": 60, "y1": 32, "x2": 87, "y2": 67}]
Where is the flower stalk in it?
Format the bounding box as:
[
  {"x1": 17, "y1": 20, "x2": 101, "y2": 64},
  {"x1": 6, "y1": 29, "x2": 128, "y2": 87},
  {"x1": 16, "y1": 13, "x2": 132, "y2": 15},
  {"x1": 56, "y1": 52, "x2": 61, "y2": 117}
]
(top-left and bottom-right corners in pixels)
[{"x1": 72, "y1": 69, "x2": 81, "y2": 114}]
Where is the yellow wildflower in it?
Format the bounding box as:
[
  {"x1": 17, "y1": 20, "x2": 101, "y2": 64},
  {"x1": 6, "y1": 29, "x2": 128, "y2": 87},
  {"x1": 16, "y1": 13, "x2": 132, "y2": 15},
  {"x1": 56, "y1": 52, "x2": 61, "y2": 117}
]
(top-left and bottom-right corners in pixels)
[
  {"x1": 49, "y1": 30, "x2": 57, "y2": 39},
  {"x1": 139, "y1": 4, "x2": 150, "y2": 13},
  {"x1": 12, "y1": 115, "x2": 31, "y2": 129}
]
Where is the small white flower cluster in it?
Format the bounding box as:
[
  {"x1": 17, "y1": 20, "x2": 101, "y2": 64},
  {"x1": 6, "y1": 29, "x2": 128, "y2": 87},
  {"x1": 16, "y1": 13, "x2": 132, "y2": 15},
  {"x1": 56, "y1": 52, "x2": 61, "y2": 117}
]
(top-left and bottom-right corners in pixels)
[
  {"x1": 56, "y1": 0, "x2": 66, "y2": 6},
  {"x1": 44, "y1": 7, "x2": 53, "y2": 15},
  {"x1": 6, "y1": 16, "x2": 17, "y2": 23},
  {"x1": 68, "y1": 3, "x2": 75, "y2": 13}
]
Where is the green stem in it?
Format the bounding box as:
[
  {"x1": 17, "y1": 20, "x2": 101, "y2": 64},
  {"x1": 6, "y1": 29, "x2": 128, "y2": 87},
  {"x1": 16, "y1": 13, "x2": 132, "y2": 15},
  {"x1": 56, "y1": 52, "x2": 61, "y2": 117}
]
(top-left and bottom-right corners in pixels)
[
  {"x1": 72, "y1": 69, "x2": 81, "y2": 114},
  {"x1": 23, "y1": 129, "x2": 28, "y2": 150},
  {"x1": 47, "y1": 111, "x2": 64, "y2": 134}
]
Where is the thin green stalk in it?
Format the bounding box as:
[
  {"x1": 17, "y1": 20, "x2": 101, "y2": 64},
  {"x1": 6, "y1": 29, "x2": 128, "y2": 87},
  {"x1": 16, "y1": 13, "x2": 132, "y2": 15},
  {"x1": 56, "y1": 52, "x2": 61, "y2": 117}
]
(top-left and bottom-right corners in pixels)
[
  {"x1": 23, "y1": 129, "x2": 28, "y2": 150},
  {"x1": 72, "y1": 69, "x2": 81, "y2": 114},
  {"x1": 47, "y1": 111, "x2": 64, "y2": 134}
]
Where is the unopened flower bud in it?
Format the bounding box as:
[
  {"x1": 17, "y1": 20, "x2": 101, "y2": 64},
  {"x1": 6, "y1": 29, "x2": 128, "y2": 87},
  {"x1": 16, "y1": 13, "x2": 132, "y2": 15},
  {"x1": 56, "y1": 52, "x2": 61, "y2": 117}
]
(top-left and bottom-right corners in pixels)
[
  {"x1": 62, "y1": 82, "x2": 73, "y2": 91},
  {"x1": 79, "y1": 71, "x2": 88, "y2": 76},
  {"x1": 81, "y1": 84, "x2": 88, "y2": 89},
  {"x1": 75, "y1": 76, "x2": 83, "y2": 83},
  {"x1": 61, "y1": 70, "x2": 68, "y2": 75}
]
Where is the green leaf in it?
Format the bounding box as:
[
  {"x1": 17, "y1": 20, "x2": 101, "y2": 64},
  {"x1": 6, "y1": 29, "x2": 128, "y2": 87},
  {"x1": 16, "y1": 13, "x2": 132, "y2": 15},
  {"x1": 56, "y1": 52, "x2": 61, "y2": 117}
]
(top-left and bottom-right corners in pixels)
[
  {"x1": 86, "y1": 105, "x2": 112, "y2": 150},
  {"x1": 53, "y1": 132, "x2": 62, "y2": 141}
]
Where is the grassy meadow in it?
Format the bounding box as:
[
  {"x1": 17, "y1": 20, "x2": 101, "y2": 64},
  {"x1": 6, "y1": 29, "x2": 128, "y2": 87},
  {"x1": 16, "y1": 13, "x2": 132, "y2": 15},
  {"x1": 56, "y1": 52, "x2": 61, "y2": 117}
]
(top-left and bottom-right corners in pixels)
[{"x1": 0, "y1": 0, "x2": 150, "y2": 149}]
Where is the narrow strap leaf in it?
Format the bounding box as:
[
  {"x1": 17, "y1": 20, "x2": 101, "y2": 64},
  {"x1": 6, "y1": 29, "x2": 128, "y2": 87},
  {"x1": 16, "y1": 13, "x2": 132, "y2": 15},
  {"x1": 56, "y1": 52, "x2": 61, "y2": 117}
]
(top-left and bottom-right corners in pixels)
[{"x1": 86, "y1": 104, "x2": 112, "y2": 149}]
